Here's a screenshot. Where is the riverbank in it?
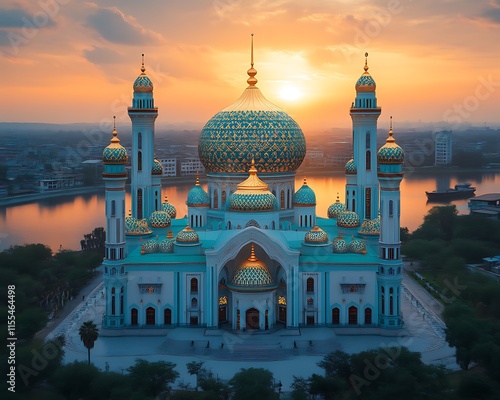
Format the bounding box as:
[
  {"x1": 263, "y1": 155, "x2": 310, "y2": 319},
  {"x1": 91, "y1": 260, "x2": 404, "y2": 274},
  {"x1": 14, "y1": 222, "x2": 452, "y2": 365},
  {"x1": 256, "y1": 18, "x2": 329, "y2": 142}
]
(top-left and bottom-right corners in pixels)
[{"x1": 0, "y1": 186, "x2": 105, "y2": 207}]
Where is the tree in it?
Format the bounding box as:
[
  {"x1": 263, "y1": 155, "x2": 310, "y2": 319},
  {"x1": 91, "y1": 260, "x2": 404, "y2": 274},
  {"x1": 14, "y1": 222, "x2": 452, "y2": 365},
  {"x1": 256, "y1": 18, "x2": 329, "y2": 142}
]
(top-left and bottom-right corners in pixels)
[
  {"x1": 50, "y1": 361, "x2": 100, "y2": 399},
  {"x1": 229, "y1": 368, "x2": 278, "y2": 400},
  {"x1": 317, "y1": 350, "x2": 351, "y2": 380},
  {"x1": 127, "y1": 359, "x2": 179, "y2": 398},
  {"x1": 290, "y1": 376, "x2": 310, "y2": 400},
  {"x1": 79, "y1": 320, "x2": 99, "y2": 365},
  {"x1": 187, "y1": 360, "x2": 205, "y2": 391}
]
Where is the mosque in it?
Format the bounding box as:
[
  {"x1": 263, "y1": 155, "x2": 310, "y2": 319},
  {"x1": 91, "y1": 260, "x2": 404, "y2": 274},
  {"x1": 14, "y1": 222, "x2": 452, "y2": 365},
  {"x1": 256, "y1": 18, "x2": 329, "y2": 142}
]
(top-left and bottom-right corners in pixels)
[{"x1": 101, "y1": 42, "x2": 405, "y2": 333}]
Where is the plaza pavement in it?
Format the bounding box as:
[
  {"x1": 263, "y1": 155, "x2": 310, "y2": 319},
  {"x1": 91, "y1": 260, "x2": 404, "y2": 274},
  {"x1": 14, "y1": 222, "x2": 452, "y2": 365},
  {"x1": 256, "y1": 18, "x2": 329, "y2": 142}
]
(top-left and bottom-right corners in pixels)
[{"x1": 47, "y1": 262, "x2": 458, "y2": 391}]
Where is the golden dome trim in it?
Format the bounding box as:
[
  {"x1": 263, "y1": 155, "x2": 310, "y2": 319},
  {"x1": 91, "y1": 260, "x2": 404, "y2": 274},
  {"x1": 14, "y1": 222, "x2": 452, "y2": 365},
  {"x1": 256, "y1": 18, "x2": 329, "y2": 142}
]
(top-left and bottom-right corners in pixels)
[{"x1": 233, "y1": 160, "x2": 270, "y2": 193}]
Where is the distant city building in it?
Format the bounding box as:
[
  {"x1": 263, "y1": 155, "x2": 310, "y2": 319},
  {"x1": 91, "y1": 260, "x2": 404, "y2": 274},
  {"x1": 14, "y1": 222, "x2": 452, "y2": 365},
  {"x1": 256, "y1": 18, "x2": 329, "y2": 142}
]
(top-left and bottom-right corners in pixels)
[
  {"x1": 434, "y1": 130, "x2": 452, "y2": 165},
  {"x1": 158, "y1": 158, "x2": 177, "y2": 176},
  {"x1": 469, "y1": 193, "x2": 500, "y2": 219},
  {"x1": 180, "y1": 158, "x2": 205, "y2": 176},
  {"x1": 37, "y1": 174, "x2": 84, "y2": 191}
]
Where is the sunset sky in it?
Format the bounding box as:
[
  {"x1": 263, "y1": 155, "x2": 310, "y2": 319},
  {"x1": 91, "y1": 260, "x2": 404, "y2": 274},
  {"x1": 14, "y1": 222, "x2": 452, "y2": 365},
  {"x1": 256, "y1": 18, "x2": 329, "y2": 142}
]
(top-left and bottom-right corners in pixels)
[{"x1": 2, "y1": 0, "x2": 500, "y2": 132}]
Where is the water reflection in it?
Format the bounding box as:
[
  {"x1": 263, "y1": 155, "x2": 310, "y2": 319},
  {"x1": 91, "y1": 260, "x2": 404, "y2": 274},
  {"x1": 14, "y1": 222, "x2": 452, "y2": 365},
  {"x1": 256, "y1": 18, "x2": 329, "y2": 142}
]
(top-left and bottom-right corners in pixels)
[{"x1": 1, "y1": 171, "x2": 498, "y2": 252}]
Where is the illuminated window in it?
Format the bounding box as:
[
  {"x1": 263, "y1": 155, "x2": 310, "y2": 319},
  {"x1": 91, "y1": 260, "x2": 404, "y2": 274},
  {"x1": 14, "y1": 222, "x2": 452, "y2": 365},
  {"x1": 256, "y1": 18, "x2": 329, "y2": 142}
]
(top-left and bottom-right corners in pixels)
[
  {"x1": 278, "y1": 296, "x2": 286, "y2": 305},
  {"x1": 306, "y1": 277, "x2": 314, "y2": 293}
]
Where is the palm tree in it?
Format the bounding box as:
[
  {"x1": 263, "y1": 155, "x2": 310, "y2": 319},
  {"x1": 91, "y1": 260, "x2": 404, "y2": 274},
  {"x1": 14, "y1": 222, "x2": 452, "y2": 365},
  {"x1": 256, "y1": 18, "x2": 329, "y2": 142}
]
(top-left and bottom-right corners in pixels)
[{"x1": 79, "y1": 320, "x2": 99, "y2": 365}]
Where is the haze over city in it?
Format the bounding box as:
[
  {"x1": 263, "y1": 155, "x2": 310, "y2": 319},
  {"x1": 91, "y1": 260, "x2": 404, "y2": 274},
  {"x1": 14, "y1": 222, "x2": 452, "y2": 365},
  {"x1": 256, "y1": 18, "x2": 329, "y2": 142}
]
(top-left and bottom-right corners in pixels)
[{"x1": 2, "y1": 0, "x2": 500, "y2": 132}]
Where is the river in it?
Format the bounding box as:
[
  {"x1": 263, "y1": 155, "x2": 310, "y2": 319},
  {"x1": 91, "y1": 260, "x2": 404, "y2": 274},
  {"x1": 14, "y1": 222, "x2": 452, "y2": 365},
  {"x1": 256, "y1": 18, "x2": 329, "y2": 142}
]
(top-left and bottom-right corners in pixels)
[{"x1": 1, "y1": 170, "x2": 499, "y2": 252}]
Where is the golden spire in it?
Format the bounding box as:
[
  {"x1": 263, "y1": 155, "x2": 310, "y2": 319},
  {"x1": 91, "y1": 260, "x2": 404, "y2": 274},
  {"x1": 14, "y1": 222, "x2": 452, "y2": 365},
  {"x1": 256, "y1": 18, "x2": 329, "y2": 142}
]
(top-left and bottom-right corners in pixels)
[
  {"x1": 140, "y1": 53, "x2": 146, "y2": 74},
  {"x1": 109, "y1": 116, "x2": 121, "y2": 145},
  {"x1": 164, "y1": 194, "x2": 169, "y2": 202},
  {"x1": 336, "y1": 192, "x2": 340, "y2": 202},
  {"x1": 303, "y1": 177, "x2": 307, "y2": 186},
  {"x1": 195, "y1": 171, "x2": 200, "y2": 186},
  {"x1": 387, "y1": 116, "x2": 395, "y2": 143},
  {"x1": 248, "y1": 243, "x2": 258, "y2": 262},
  {"x1": 247, "y1": 33, "x2": 258, "y2": 87},
  {"x1": 364, "y1": 52, "x2": 369, "y2": 72}
]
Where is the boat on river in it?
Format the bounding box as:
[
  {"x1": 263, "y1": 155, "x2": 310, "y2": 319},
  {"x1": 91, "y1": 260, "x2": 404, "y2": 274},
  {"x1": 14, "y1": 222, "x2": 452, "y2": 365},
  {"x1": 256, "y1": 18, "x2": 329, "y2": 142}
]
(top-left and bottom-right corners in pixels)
[{"x1": 426, "y1": 183, "x2": 476, "y2": 202}]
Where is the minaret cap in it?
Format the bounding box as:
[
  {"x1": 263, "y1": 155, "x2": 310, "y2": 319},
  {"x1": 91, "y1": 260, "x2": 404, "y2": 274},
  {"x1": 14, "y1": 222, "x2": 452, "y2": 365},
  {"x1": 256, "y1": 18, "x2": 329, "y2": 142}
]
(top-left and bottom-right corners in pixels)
[{"x1": 247, "y1": 34, "x2": 258, "y2": 87}]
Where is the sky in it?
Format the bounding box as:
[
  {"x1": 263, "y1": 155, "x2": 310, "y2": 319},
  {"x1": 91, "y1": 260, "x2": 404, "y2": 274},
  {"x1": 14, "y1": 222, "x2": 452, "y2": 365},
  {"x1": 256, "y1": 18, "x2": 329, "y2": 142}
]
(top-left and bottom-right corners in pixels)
[{"x1": 1, "y1": 0, "x2": 500, "y2": 133}]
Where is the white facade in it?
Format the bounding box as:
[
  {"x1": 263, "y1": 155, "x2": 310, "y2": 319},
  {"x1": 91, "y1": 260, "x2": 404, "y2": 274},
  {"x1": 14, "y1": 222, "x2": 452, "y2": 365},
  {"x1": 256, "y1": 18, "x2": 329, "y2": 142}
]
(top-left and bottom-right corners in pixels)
[{"x1": 434, "y1": 130, "x2": 452, "y2": 165}]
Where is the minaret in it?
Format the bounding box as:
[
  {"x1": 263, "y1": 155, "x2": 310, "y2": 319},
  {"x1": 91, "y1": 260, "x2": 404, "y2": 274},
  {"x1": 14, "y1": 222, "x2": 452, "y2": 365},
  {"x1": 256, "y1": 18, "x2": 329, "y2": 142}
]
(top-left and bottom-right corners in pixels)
[
  {"x1": 128, "y1": 54, "x2": 158, "y2": 219},
  {"x1": 377, "y1": 117, "x2": 404, "y2": 328},
  {"x1": 102, "y1": 117, "x2": 128, "y2": 328},
  {"x1": 348, "y1": 53, "x2": 381, "y2": 220}
]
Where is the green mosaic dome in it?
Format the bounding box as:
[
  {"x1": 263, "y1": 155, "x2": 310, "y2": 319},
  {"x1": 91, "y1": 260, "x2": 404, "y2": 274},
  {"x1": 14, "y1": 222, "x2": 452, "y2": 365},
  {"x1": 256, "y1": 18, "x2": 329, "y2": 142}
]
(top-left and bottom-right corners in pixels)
[
  {"x1": 141, "y1": 238, "x2": 158, "y2": 254},
  {"x1": 337, "y1": 210, "x2": 361, "y2": 228},
  {"x1": 125, "y1": 215, "x2": 152, "y2": 236},
  {"x1": 378, "y1": 128, "x2": 404, "y2": 164},
  {"x1": 103, "y1": 128, "x2": 128, "y2": 164},
  {"x1": 229, "y1": 245, "x2": 276, "y2": 291},
  {"x1": 198, "y1": 67, "x2": 306, "y2": 174},
  {"x1": 348, "y1": 238, "x2": 367, "y2": 254},
  {"x1": 345, "y1": 159, "x2": 357, "y2": 174},
  {"x1": 148, "y1": 210, "x2": 171, "y2": 228},
  {"x1": 161, "y1": 196, "x2": 177, "y2": 219},
  {"x1": 229, "y1": 160, "x2": 276, "y2": 212},
  {"x1": 152, "y1": 159, "x2": 163, "y2": 175},
  {"x1": 158, "y1": 238, "x2": 174, "y2": 253},
  {"x1": 294, "y1": 178, "x2": 316, "y2": 205},
  {"x1": 332, "y1": 236, "x2": 348, "y2": 253},
  {"x1": 327, "y1": 195, "x2": 346, "y2": 219},
  {"x1": 304, "y1": 226, "x2": 328, "y2": 244},
  {"x1": 133, "y1": 62, "x2": 153, "y2": 93},
  {"x1": 186, "y1": 178, "x2": 209, "y2": 207},
  {"x1": 176, "y1": 226, "x2": 199, "y2": 243},
  {"x1": 358, "y1": 216, "x2": 380, "y2": 236}
]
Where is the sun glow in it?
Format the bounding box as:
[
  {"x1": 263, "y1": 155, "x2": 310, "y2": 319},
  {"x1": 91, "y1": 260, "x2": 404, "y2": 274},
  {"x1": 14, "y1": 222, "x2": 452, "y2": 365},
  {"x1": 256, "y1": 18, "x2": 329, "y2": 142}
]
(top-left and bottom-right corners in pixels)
[{"x1": 279, "y1": 84, "x2": 302, "y2": 101}]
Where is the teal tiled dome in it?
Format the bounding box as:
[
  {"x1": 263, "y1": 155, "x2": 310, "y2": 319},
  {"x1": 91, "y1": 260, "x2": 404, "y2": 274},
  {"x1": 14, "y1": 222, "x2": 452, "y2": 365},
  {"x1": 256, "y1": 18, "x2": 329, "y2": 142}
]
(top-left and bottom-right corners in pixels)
[
  {"x1": 229, "y1": 245, "x2": 276, "y2": 291},
  {"x1": 103, "y1": 128, "x2": 128, "y2": 164},
  {"x1": 332, "y1": 235, "x2": 348, "y2": 253},
  {"x1": 187, "y1": 178, "x2": 209, "y2": 207},
  {"x1": 337, "y1": 210, "x2": 361, "y2": 228},
  {"x1": 294, "y1": 178, "x2": 316, "y2": 205},
  {"x1": 141, "y1": 238, "x2": 158, "y2": 254},
  {"x1": 345, "y1": 159, "x2": 357, "y2": 174},
  {"x1": 355, "y1": 54, "x2": 376, "y2": 93},
  {"x1": 304, "y1": 226, "x2": 328, "y2": 244},
  {"x1": 125, "y1": 215, "x2": 152, "y2": 236},
  {"x1": 158, "y1": 238, "x2": 174, "y2": 253},
  {"x1": 176, "y1": 226, "x2": 199, "y2": 243},
  {"x1": 161, "y1": 196, "x2": 177, "y2": 219},
  {"x1": 358, "y1": 216, "x2": 380, "y2": 236},
  {"x1": 133, "y1": 62, "x2": 153, "y2": 93},
  {"x1": 327, "y1": 195, "x2": 346, "y2": 219},
  {"x1": 378, "y1": 125, "x2": 404, "y2": 164},
  {"x1": 152, "y1": 159, "x2": 163, "y2": 175},
  {"x1": 348, "y1": 238, "x2": 367, "y2": 254},
  {"x1": 149, "y1": 210, "x2": 171, "y2": 228}
]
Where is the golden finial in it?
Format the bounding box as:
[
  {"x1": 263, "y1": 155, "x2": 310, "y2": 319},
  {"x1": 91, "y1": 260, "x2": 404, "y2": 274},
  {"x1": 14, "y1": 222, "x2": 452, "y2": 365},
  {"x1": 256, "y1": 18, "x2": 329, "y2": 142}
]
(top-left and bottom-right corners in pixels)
[
  {"x1": 110, "y1": 116, "x2": 120, "y2": 144},
  {"x1": 387, "y1": 116, "x2": 395, "y2": 143},
  {"x1": 364, "y1": 52, "x2": 369, "y2": 72},
  {"x1": 303, "y1": 177, "x2": 307, "y2": 185},
  {"x1": 336, "y1": 192, "x2": 340, "y2": 202},
  {"x1": 248, "y1": 243, "x2": 258, "y2": 262},
  {"x1": 195, "y1": 171, "x2": 200, "y2": 186},
  {"x1": 249, "y1": 158, "x2": 257, "y2": 174},
  {"x1": 128, "y1": 210, "x2": 131, "y2": 216},
  {"x1": 247, "y1": 33, "x2": 258, "y2": 87},
  {"x1": 164, "y1": 194, "x2": 168, "y2": 202},
  {"x1": 141, "y1": 53, "x2": 146, "y2": 74}
]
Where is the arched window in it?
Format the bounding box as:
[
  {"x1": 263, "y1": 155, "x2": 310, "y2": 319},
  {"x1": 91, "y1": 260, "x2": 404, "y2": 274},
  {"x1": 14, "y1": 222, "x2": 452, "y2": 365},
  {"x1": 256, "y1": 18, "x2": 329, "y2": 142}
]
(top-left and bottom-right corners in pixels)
[
  {"x1": 213, "y1": 190, "x2": 218, "y2": 209},
  {"x1": 307, "y1": 297, "x2": 314, "y2": 308},
  {"x1": 120, "y1": 287, "x2": 124, "y2": 314},
  {"x1": 111, "y1": 295, "x2": 115, "y2": 315},
  {"x1": 381, "y1": 287, "x2": 385, "y2": 314},
  {"x1": 306, "y1": 277, "x2": 314, "y2": 293},
  {"x1": 365, "y1": 188, "x2": 371, "y2": 219},
  {"x1": 191, "y1": 298, "x2": 198, "y2": 308},
  {"x1": 190, "y1": 278, "x2": 198, "y2": 293},
  {"x1": 364, "y1": 308, "x2": 372, "y2": 325},
  {"x1": 352, "y1": 198, "x2": 356, "y2": 213},
  {"x1": 137, "y1": 151, "x2": 142, "y2": 171},
  {"x1": 138, "y1": 132, "x2": 142, "y2": 149},
  {"x1": 389, "y1": 200, "x2": 394, "y2": 217},
  {"x1": 137, "y1": 189, "x2": 143, "y2": 219},
  {"x1": 366, "y1": 150, "x2": 371, "y2": 170},
  {"x1": 390, "y1": 288, "x2": 394, "y2": 315},
  {"x1": 164, "y1": 308, "x2": 172, "y2": 325},
  {"x1": 332, "y1": 307, "x2": 340, "y2": 324},
  {"x1": 348, "y1": 306, "x2": 358, "y2": 325},
  {"x1": 146, "y1": 307, "x2": 155, "y2": 325},
  {"x1": 280, "y1": 189, "x2": 285, "y2": 210},
  {"x1": 111, "y1": 200, "x2": 116, "y2": 217},
  {"x1": 131, "y1": 308, "x2": 138, "y2": 325},
  {"x1": 221, "y1": 190, "x2": 227, "y2": 207}
]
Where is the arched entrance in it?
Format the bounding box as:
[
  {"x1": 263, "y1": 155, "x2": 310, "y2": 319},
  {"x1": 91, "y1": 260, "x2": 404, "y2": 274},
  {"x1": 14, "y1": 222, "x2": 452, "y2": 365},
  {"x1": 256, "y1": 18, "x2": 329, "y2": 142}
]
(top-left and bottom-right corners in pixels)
[
  {"x1": 146, "y1": 307, "x2": 155, "y2": 325},
  {"x1": 246, "y1": 308, "x2": 259, "y2": 330}
]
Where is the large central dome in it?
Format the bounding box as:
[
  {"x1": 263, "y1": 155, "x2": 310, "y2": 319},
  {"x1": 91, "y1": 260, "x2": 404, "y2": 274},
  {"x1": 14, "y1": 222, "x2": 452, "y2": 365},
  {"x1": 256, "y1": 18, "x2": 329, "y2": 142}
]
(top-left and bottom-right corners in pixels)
[{"x1": 198, "y1": 41, "x2": 306, "y2": 174}]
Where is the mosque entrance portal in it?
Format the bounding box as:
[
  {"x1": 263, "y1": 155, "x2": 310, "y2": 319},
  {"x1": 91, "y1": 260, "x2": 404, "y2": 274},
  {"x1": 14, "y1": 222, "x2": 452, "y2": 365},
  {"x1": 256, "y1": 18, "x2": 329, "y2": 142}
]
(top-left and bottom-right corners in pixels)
[{"x1": 246, "y1": 308, "x2": 260, "y2": 330}]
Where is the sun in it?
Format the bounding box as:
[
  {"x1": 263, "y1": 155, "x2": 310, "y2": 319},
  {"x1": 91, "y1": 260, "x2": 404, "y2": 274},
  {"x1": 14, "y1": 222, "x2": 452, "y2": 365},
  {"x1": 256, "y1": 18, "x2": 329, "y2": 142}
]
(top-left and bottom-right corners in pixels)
[{"x1": 279, "y1": 84, "x2": 302, "y2": 101}]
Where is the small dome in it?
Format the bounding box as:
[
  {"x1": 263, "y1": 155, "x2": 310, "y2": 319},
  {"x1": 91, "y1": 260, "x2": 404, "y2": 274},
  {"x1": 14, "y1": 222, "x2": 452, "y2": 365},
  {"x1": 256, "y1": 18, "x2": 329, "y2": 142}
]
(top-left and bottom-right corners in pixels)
[
  {"x1": 294, "y1": 178, "x2": 316, "y2": 206},
  {"x1": 125, "y1": 214, "x2": 152, "y2": 236},
  {"x1": 327, "y1": 194, "x2": 346, "y2": 219},
  {"x1": 348, "y1": 238, "x2": 367, "y2": 254},
  {"x1": 230, "y1": 244, "x2": 275, "y2": 290},
  {"x1": 141, "y1": 238, "x2": 158, "y2": 254},
  {"x1": 176, "y1": 226, "x2": 199, "y2": 243},
  {"x1": 304, "y1": 225, "x2": 328, "y2": 244},
  {"x1": 355, "y1": 53, "x2": 376, "y2": 93},
  {"x1": 229, "y1": 160, "x2": 276, "y2": 212},
  {"x1": 149, "y1": 210, "x2": 171, "y2": 228},
  {"x1": 186, "y1": 177, "x2": 209, "y2": 207},
  {"x1": 378, "y1": 119, "x2": 404, "y2": 164},
  {"x1": 133, "y1": 57, "x2": 153, "y2": 93},
  {"x1": 332, "y1": 235, "x2": 348, "y2": 253},
  {"x1": 158, "y1": 238, "x2": 174, "y2": 253},
  {"x1": 345, "y1": 159, "x2": 357, "y2": 174},
  {"x1": 358, "y1": 216, "x2": 380, "y2": 236},
  {"x1": 337, "y1": 210, "x2": 361, "y2": 228},
  {"x1": 161, "y1": 195, "x2": 177, "y2": 219},
  {"x1": 152, "y1": 159, "x2": 163, "y2": 175},
  {"x1": 103, "y1": 125, "x2": 128, "y2": 164}
]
